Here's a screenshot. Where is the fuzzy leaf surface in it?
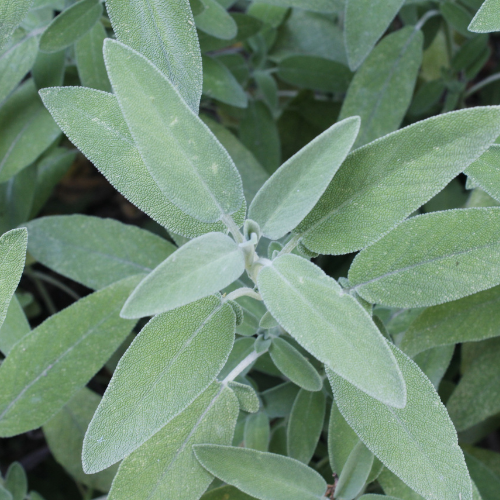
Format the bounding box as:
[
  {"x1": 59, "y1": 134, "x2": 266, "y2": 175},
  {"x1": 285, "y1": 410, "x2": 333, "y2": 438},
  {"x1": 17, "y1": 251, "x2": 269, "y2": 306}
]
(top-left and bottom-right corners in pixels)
[
  {"x1": 469, "y1": 0, "x2": 500, "y2": 33},
  {"x1": 0, "y1": 0, "x2": 33, "y2": 49},
  {"x1": 466, "y1": 145, "x2": 500, "y2": 202},
  {"x1": 0, "y1": 295, "x2": 30, "y2": 356},
  {"x1": 195, "y1": 0, "x2": 237, "y2": 40}
]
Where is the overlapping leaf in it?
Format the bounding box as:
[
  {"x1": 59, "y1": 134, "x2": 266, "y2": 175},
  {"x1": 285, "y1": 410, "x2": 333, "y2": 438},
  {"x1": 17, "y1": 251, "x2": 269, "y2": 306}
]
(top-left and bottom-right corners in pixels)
[
  {"x1": 469, "y1": 0, "x2": 500, "y2": 33},
  {"x1": 0, "y1": 0, "x2": 33, "y2": 49},
  {"x1": 466, "y1": 145, "x2": 500, "y2": 202}
]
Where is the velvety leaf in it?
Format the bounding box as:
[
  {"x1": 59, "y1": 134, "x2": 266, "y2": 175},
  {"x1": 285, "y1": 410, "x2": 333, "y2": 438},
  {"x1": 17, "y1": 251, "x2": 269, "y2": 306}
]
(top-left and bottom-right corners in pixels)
[
  {"x1": 466, "y1": 145, "x2": 500, "y2": 203},
  {"x1": 335, "y1": 441, "x2": 374, "y2": 500},
  {"x1": 261, "y1": 382, "x2": 300, "y2": 418},
  {"x1": 0, "y1": 0, "x2": 33, "y2": 49},
  {"x1": 462, "y1": 446, "x2": 500, "y2": 500},
  {"x1": 106, "y1": 0, "x2": 202, "y2": 111},
  {"x1": 4, "y1": 463, "x2": 27, "y2": 500},
  {"x1": 441, "y1": 1, "x2": 474, "y2": 37},
  {"x1": 378, "y1": 468, "x2": 425, "y2": 500},
  {"x1": 194, "y1": 445, "x2": 328, "y2": 500},
  {"x1": 413, "y1": 345, "x2": 454, "y2": 389},
  {"x1": 296, "y1": 107, "x2": 500, "y2": 255},
  {"x1": 248, "y1": 116, "x2": 360, "y2": 240},
  {"x1": 0, "y1": 275, "x2": 139, "y2": 437},
  {"x1": 359, "y1": 496, "x2": 401, "y2": 500},
  {"x1": 121, "y1": 232, "x2": 245, "y2": 318},
  {"x1": 195, "y1": 0, "x2": 237, "y2": 40},
  {"x1": 258, "y1": 254, "x2": 406, "y2": 407},
  {"x1": 339, "y1": 27, "x2": 423, "y2": 148},
  {"x1": 32, "y1": 48, "x2": 65, "y2": 89},
  {"x1": 244, "y1": 412, "x2": 270, "y2": 451},
  {"x1": 348, "y1": 208, "x2": 500, "y2": 308},
  {"x1": 107, "y1": 383, "x2": 239, "y2": 500},
  {"x1": 0, "y1": 489, "x2": 12, "y2": 500},
  {"x1": 252, "y1": 0, "x2": 338, "y2": 13},
  {"x1": 328, "y1": 343, "x2": 472, "y2": 500},
  {"x1": 39, "y1": 0, "x2": 102, "y2": 53},
  {"x1": 26, "y1": 215, "x2": 176, "y2": 290},
  {"x1": 104, "y1": 39, "x2": 245, "y2": 223},
  {"x1": 0, "y1": 295, "x2": 30, "y2": 356},
  {"x1": 228, "y1": 381, "x2": 260, "y2": 413},
  {"x1": 469, "y1": 0, "x2": 500, "y2": 33},
  {"x1": 83, "y1": 295, "x2": 235, "y2": 473},
  {"x1": 201, "y1": 486, "x2": 257, "y2": 500}
]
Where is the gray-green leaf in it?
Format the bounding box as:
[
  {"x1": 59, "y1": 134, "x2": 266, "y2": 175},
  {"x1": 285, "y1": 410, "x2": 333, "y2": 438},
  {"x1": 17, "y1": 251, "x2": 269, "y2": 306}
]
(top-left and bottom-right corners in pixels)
[
  {"x1": 4, "y1": 463, "x2": 27, "y2": 500},
  {"x1": 469, "y1": 0, "x2": 500, "y2": 33},
  {"x1": 466, "y1": 145, "x2": 500, "y2": 203},
  {"x1": 0, "y1": 295, "x2": 30, "y2": 356},
  {"x1": 195, "y1": 0, "x2": 237, "y2": 40},
  {"x1": 0, "y1": 0, "x2": 33, "y2": 50},
  {"x1": 335, "y1": 441, "x2": 374, "y2": 500}
]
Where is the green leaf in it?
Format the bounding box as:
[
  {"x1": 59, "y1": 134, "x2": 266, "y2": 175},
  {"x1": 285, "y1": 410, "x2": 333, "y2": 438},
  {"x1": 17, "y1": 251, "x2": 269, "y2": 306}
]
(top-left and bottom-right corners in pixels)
[
  {"x1": 194, "y1": 445, "x2": 328, "y2": 500},
  {"x1": 0, "y1": 228, "x2": 27, "y2": 331},
  {"x1": 401, "y1": 285, "x2": 500, "y2": 356},
  {"x1": 244, "y1": 412, "x2": 270, "y2": 451},
  {"x1": 4, "y1": 463, "x2": 27, "y2": 500},
  {"x1": 335, "y1": 441, "x2": 374, "y2": 500},
  {"x1": 195, "y1": 0, "x2": 237, "y2": 40},
  {"x1": 43, "y1": 388, "x2": 118, "y2": 492},
  {"x1": 295, "y1": 107, "x2": 500, "y2": 256},
  {"x1": 0, "y1": 488, "x2": 12, "y2": 500},
  {"x1": 106, "y1": 0, "x2": 202, "y2": 111},
  {"x1": 121, "y1": 232, "x2": 245, "y2": 318},
  {"x1": 249, "y1": 116, "x2": 359, "y2": 240},
  {"x1": 269, "y1": 337, "x2": 322, "y2": 392},
  {"x1": 469, "y1": 0, "x2": 500, "y2": 33},
  {"x1": 83, "y1": 295, "x2": 235, "y2": 473},
  {"x1": 0, "y1": 275, "x2": 139, "y2": 437},
  {"x1": 287, "y1": 389, "x2": 325, "y2": 464},
  {"x1": 412, "y1": 345, "x2": 454, "y2": 389},
  {"x1": 378, "y1": 468, "x2": 425, "y2": 500},
  {"x1": 0, "y1": 295, "x2": 30, "y2": 356},
  {"x1": 107, "y1": 383, "x2": 239, "y2": 500},
  {"x1": 201, "y1": 486, "x2": 257, "y2": 500},
  {"x1": 202, "y1": 55, "x2": 248, "y2": 108},
  {"x1": 339, "y1": 26, "x2": 423, "y2": 148},
  {"x1": 359, "y1": 496, "x2": 401, "y2": 500},
  {"x1": 39, "y1": 86, "x2": 239, "y2": 238},
  {"x1": 249, "y1": 0, "x2": 338, "y2": 13},
  {"x1": 466, "y1": 145, "x2": 500, "y2": 203},
  {"x1": 261, "y1": 382, "x2": 300, "y2": 418},
  {"x1": 104, "y1": 39, "x2": 245, "y2": 223},
  {"x1": 228, "y1": 381, "x2": 260, "y2": 413},
  {"x1": 26, "y1": 215, "x2": 176, "y2": 290},
  {"x1": 441, "y1": 1, "x2": 474, "y2": 38},
  {"x1": 32, "y1": 48, "x2": 65, "y2": 90},
  {"x1": 75, "y1": 21, "x2": 111, "y2": 92},
  {"x1": 0, "y1": 79, "x2": 60, "y2": 183},
  {"x1": 258, "y1": 254, "x2": 406, "y2": 407},
  {"x1": 39, "y1": 0, "x2": 102, "y2": 53},
  {"x1": 0, "y1": 0, "x2": 33, "y2": 50},
  {"x1": 327, "y1": 343, "x2": 472, "y2": 500},
  {"x1": 462, "y1": 446, "x2": 500, "y2": 500},
  {"x1": 345, "y1": 0, "x2": 405, "y2": 70},
  {"x1": 348, "y1": 208, "x2": 500, "y2": 308}
]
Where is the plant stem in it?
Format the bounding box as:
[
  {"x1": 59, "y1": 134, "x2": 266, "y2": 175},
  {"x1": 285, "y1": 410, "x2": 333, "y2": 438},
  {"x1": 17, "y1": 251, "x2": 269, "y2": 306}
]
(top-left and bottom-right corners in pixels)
[
  {"x1": 465, "y1": 72, "x2": 500, "y2": 98},
  {"x1": 26, "y1": 269, "x2": 57, "y2": 315},
  {"x1": 29, "y1": 270, "x2": 80, "y2": 301},
  {"x1": 224, "y1": 287, "x2": 262, "y2": 302},
  {"x1": 222, "y1": 350, "x2": 263, "y2": 384},
  {"x1": 222, "y1": 215, "x2": 245, "y2": 244},
  {"x1": 414, "y1": 9, "x2": 440, "y2": 32},
  {"x1": 279, "y1": 234, "x2": 302, "y2": 256}
]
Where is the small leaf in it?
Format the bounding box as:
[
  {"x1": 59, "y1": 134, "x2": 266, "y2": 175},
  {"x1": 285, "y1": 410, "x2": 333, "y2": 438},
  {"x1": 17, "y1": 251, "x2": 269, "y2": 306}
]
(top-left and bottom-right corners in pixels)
[
  {"x1": 335, "y1": 441, "x2": 374, "y2": 500},
  {"x1": 33, "y1": 48, "x2": 65, "y2": 89},
  {"x1": 83, "y1": 295, "x2": 235, "y2": 473},
  {"x1": 5, "y1": 463, "x2": 27, "y2": 500},
  {"x1": 26, "y1": 215, "x2": 176, "y2": 290},
  {"x1": 194, "y1": 445, "x2": 328, "y2": 500},
  {"x1": 466, "y1": 145, "x2": 500, "y2": 203},
  {"x1": 201, "y1": 486, "x2": 257, "y2": 500},
  {"x1": 0, "y1": 275, "x2": 139, "y2": 437},
  {"x1": 469, "y1": 0, "x2": 500, "y2": 33},
  {"x1": 348, "y1": 208, "x2": 500, "y2": 308},
  {"x1": 39, "y1": 0, "x2": 102, "y2": 53},
  {"x1": 244, "y1": 412, "x2": 270, "y2": 451},
  {"x1": 195, "y1": 0, "x2": 237, "y2": 40},
  {"x1": 0, "y1": 0, "x2": 33, "y2": 50},
  {"x1": 228, "y1": 381, "x2": 260, "y2": 413},
  {"x1": 258, "y1": 254, "x2": 406, "y2": 407},
  {"x1": 121, "y1": 232, "x2": 245, "y2": 318},
  {"x1": 441, "y1": 1, "x2": 474, "y2": 37},
  {"x1": 249, "y1": 116, "x2": 360, "y2": 240},
  {"x1": 0, "y1": 295, "x2": 30, "y2": 356},
  {"x1": 104, "y1": 39, "x2": 245, "y2": 223},
  {"x1": 261, "y1": 382, "x2": 300, "y2": 418}
]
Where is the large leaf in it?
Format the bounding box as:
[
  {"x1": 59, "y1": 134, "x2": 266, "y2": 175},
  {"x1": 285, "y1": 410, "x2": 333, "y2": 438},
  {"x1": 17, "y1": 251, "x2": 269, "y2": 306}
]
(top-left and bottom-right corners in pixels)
[
  {"x1": 106, "y1": 0, "x2": 202, "y2": 111},
  {"x1": 83, "y1": 295, "x2": 235, "y2": 473},
  {"x1": 26, "y1": 215, "x2": 176, "y2": 290},
  {"x1": 0, "y1": 276, "x2": 140, "y2": 437},
  {"x1": 248, "y1": 116, "x2": 360, "y2": 240},
  {"x1": 108, "y1": 383, "x2": 239, "y2": 500},
  {"x1": 466, "y1": 145, "x2": 500, "y2": 203},
  {"x1": 401, "y1": 285, "x2": 500, "y2": 356},
  {"x1": 295, "y1": 107, "x2": 500, "y2": 255},
  {"x1": 121, "y1": 232, "x2": 245, "y2": 318},
  {"x1": 0, "y1": 295, "x2": 30, "y2": 356},
  {"x1": 348, "y1": 208, "x2": 500, "y2": 308},
  {"x1": 469, "y1": 0, "x2": 500, "y2": 33},
  {"x1": 328, "y1": 343, "x2": 472, "y2": 500},
  {"x1": 39, "y1": 86, "x2": 241, "y2": 238},
  {"x1": 258, "y1": 254, "x2": 406, "y2": 408},
  {"x1": 462, "y1": 446, "x2": 500, "y2": 500},
  {"x1": 339, "y1": 26, "x2": 423, "y2": 148},
  {"x1": 194, "y1": 445, "x2": 328, "y2": 500},
  {"x1": 0, "y1": 0, "x2": 33, "y2": 50},
  {"x1": 344, "y1": 0, "x2": 405, "y2": 70},
  {"x1": 0, "y1": 228, "x2": 27, "y2": 330}
]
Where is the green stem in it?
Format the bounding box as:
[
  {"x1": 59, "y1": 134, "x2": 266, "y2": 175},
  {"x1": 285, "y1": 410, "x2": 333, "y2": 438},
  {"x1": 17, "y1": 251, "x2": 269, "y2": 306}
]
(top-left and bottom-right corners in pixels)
[
  {"x1": 30, "y1": 270, "x2": 80, "y2": 301},
  {"x1": 465, "y1": 72, "x2": 500, "y2": 98},
  {"x1": 222, "y1": 215, "x2": 245, "y2": 244},
  {"x1": 224, "y1": 287, "x2": 262, "y2": 302},
  {"x1": 26, "y1": 269, "x2": 57, "y2": 316},
  {"x1": 279, "y1": 234, "x2": 302, "y2": 256},
  {"x1": 222, "y1": 350, "x2": 263, "y2": 384}
]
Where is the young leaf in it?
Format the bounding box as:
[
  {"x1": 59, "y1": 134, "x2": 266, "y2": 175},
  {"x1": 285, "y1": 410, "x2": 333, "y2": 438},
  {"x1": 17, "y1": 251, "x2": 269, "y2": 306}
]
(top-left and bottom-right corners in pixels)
[
  {"x1": 469, "y1": 0, "x2": 500, "y2": 33},
  {"x1": 348, "y1": 208, "x2": 500, "y2": 308},
  {"x1": 83, "y1": 295, "x2": 235, "y2": 473},
  {"x1": 195, "y1": 0, "x2": 237, "y2": 40},
  {"x1": 0, "y1": 275, "x2": 140, "y2": 437},
  {"x1": 104, "y1": 39, "x2": 245, "y2": 223},
  {"x1": 465, "y1": 145, "x2": 500, "y2": 203},
  {"x1": 339, "y1": 27, "x2": 423, "y2": 148},
  {"x1": 39, "y1": 86, "x2": 239, "y2": 238},
  {"x1": 26, "y1": 215, "x2": 176, "y2": 290},
  {"x1": 0, "y1": 0, "x2": 33, "y2": 50},
  {"x1": 194, "y1": 445, "x2": 328, "y2": 500},
  {"x1": 248, "y1": 116, "x2": 360, "y2": 240},
  {"x1": 244, "y1": 412, "x2": 270, "y2": 451},
  {"x1": 344, "y1": 0, "x2": 405, "y2": 70},
  {"x1": 107, "y1": 383, "x2": 239, "y2": 500},
  {"x1": 106, "y1": 0, "x2": 202, "y2": 112},
  {"x1": 295, "y1": 107, "x2": 500, "y2": 255},
  {"x1": 39, "y1": 0, "x2": 103, "y2": 53},
  {"x1": 4, "y1": 463, "x2": 27, "y2": 500},
  {"x1": 0, "y1": 295, "x2": 30, "y2": 356},
  {"x1": 327, "y1": 343, "x2": 472, "y2": 500},
  {"x1": 121, "y1": 232, "x2": 245, "y2": 318},
  {"x1": 258, "y1": 254, "x2": 406, "y2": 408},
  {"x1": 228, "y1": 381, "x2": 260, "y2": 413},
  {"x1": 335, "y1": 441, "x2": 374, "y2": 500}
]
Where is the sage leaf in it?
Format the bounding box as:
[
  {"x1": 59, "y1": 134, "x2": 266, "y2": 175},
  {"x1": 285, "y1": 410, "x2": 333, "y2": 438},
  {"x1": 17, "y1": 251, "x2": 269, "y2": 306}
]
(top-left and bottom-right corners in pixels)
[
  {"x1": 0, "y1": 295, "x2": 29, "y2": 356},
  {"x1": 296, "y1": 107, "x2": 500, "y2": 255},
  {"x1": 348, "y1": 208, "x2": 500, "y2": 308},
  {"x1": 469, "y1": 0, "x2": 500, "y2": 33},
  {"x1": 378, "y1": 468, "x2": 425, "y2": 500},
  {"x1": 4, "y1": 463, "x2": 27, "y2": 500},
  {"x1": 194, "y1": 445, "x2": 328, "y2": 500},
  {"x1": 413, "y1": 345, "x2": 454, "y2": 389},
  {"x1": 465, "y1": 145, "x2": 500, "y2": 203},
  {"x1": 0, "y1": 0, "x2": 33, "y2": 50},
  {"x1": 0, "y1": 488, "x2": 11, "y2": 500},
  {"x1": 195, "y1": 0, "x2": 237, "y2": 40},
  {"x1": 26, "y1": 215, "x2": 176, "y2": 290},
  {"x1": 261, "y1": 382, "x2": 300, "y2": 418},
  {"x1": 39, "y1": 0, "x2": 102, "y2": 53},
  {"x1": 106, "y1": 0, "x2": 202, "y2": 112},
  {"x1": 359, "y1": 496, "x2": 400, "y2": 500},
  {"x1": 0, "y1": 275, "x2": 140, "y2": 437},
  {"x1": 0, "y1": 228, "x2": 27, "y2": 331},
  {"x1": 462, "y1": 445, "x2": 500, "y2": 500},
  {"x1": 121, "y1": 232, "x2": 245, "y2": 318},
  {"x1": 39, "y1": 86, "x2": 239, "y2": 238},
  {"x1": 83, "y1": 295, "x2": 235, "y2": 473},
  {"x1": 251, "y1": 0, "x2": 338, "y2": 13},
  {"x1": 248, "y1": 116, "x2": 360, "y2": 240},
  {"x1": 244, "y1": 412, "x2": 270, "y2": 451},
  {"x1": 327, "y1": 343, "x2": 472, "y2": 500},
  {"x1": 107, "y1": 383, "x2": 239, "y2": 500},
  {"x1": 335, "y1": 441, "x2": 374, "y2": 500},
  {"x1": 229, "y1": 381, "x2": 260, "y2": 413},
  {"x1": 201, "y1": 486, "x2": 256, "y2": 500},
  {"x1": 104, "y1": 39, "x2": 245, "y2": 223},
  {"x1": 258, "y1": 254, "x2": 406, "y2": 408}
]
